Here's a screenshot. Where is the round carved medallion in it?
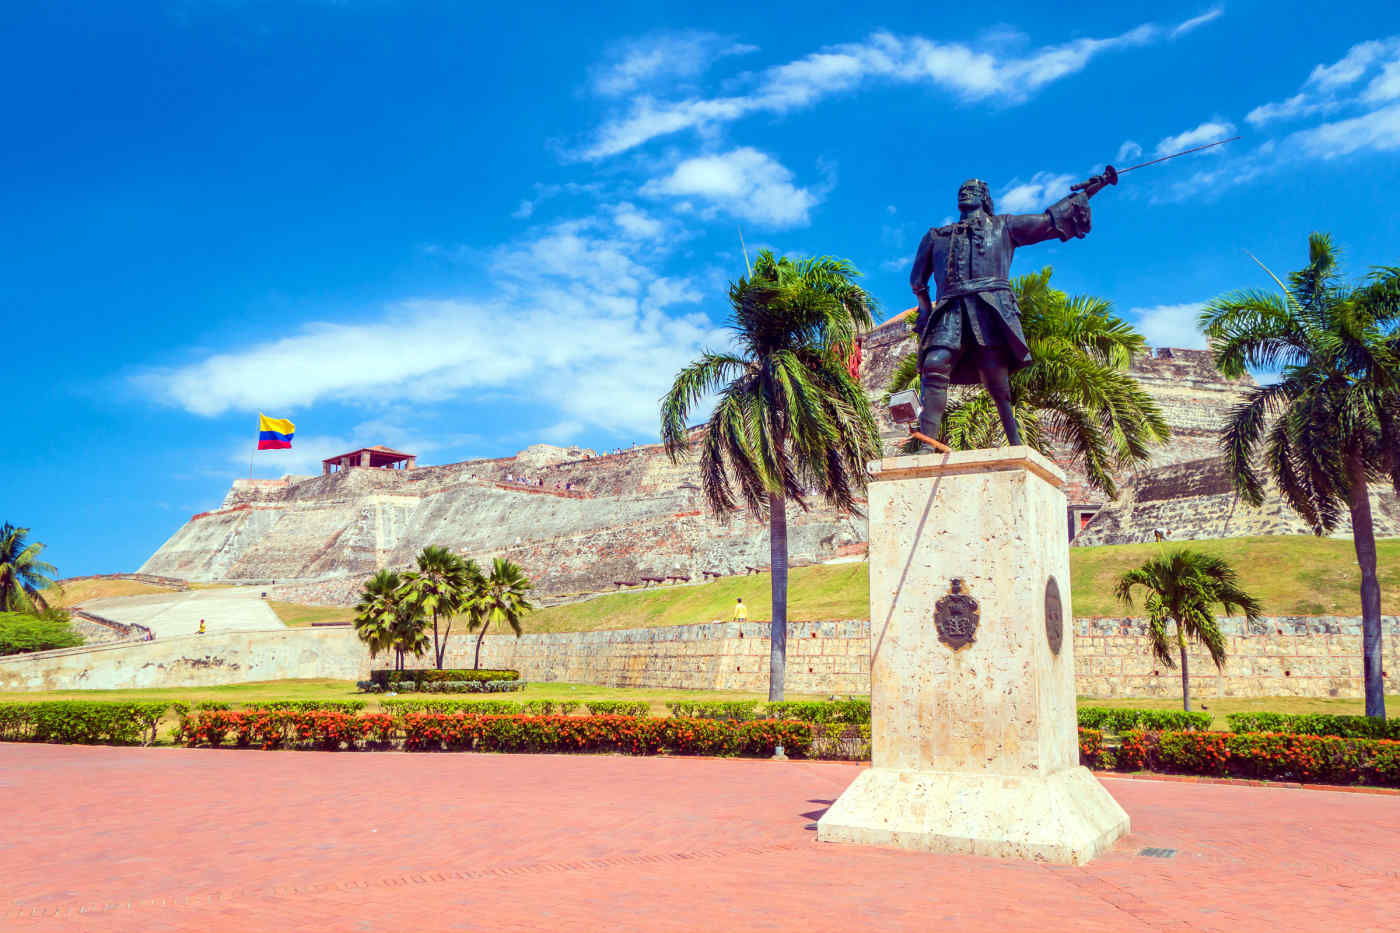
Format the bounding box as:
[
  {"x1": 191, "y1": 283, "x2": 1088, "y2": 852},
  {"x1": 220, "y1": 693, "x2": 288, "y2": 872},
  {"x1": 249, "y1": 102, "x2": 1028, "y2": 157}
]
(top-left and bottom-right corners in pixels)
[{"x1": 1045, "y1": 576, "x2": 1064, "y2": 655}]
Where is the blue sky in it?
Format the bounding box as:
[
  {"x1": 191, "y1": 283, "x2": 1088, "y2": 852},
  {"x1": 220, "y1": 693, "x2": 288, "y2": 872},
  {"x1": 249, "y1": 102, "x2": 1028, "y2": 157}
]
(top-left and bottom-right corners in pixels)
[{"x1": 7, "y1": 1, "x2": 1400, "y2": 576}]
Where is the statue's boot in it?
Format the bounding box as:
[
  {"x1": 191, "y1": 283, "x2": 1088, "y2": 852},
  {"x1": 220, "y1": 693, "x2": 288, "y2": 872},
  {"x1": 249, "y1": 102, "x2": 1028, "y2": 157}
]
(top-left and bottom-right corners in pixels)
[{"x1": 918, "y1": 371, "x2": 949, "y2": 452}]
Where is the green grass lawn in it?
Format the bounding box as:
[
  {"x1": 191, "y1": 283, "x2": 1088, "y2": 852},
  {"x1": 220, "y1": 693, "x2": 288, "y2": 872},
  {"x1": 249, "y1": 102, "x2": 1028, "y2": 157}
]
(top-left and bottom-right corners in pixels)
[
  {"x1": 0, "y1": 679, "x2": 833, "y2": 728},
  {"x1": 519, "y1": 535, "x2": 1399, "y2": 632}
]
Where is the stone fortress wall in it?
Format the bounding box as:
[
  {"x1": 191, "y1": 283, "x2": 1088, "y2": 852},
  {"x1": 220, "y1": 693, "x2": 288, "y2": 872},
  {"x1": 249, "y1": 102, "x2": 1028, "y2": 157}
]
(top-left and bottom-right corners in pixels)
[
  {"x1": 5, "y1": 616, "x2": 1394, "y2": 699},
  {"x1": 142, "y1": 317, "x2": 1397, "y2": 603}
]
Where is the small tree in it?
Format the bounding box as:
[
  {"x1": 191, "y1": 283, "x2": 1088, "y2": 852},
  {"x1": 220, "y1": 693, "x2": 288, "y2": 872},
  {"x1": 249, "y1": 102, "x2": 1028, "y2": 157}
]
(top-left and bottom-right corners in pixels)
[
  {"x1": 1115, "y1": 548, "x2": 1262, "y2": 711},
  {"x1": 0, "y1": 524, "x2": 59, "y2": 615},
  {"x1": 399, "y1": 545, "x2": 470, "y2": 669},
  {"x1": 354, "y1": 570, "x2": 427, "y2": 670},
  {"x1": 469, "y1": 557, "x2": 533, "y2": 670}
]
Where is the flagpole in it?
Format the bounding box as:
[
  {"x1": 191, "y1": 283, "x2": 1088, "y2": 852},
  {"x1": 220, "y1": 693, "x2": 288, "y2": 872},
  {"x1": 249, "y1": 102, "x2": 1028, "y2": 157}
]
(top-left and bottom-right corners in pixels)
[{"x1": 249, "y1": 441, "x2": 256, "y2": 479}]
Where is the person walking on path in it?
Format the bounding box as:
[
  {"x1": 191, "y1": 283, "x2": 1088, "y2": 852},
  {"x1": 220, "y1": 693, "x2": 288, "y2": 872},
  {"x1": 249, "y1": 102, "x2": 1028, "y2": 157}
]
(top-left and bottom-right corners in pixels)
[
  {"x1": 197, "y1": 619, "x2": 206, "y2": 635},
  {"x1": 732, "y1": 598, "x2": 747, "y2": 622}
]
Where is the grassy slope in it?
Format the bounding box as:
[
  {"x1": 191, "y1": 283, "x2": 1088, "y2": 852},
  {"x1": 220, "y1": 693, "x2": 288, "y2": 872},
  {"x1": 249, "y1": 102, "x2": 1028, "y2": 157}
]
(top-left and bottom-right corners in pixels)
[
  {"x1": 46, "y1": 579, "x2": 181, "y2": 608},
  {"x1": 529, "y1": 562, "x2": 869, "y2": 632},
  {"x1": 267, "y1": 601, "x2": 354, "y2": 627},
  {"x1": 523, "y1": 535, "x2": 1400, "y2": 632},
  {"x1": 1070, "y1": 535, "x2": 1400, "y2": 617}
]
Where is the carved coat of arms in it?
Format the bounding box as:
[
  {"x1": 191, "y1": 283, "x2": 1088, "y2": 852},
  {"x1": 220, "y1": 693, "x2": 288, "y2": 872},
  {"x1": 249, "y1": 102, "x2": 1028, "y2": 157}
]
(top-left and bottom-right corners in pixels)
[{"x1": 934, "y1": 578, "x2": 979, "y2": 650}]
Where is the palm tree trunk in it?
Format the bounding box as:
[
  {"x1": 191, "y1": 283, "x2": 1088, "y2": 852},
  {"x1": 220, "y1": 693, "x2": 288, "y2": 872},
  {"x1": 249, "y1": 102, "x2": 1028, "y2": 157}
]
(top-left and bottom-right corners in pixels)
[
  {"x1": 1345, "y1": 446, "x2": 1386, "y2": 718},
  {"x1": 474, "y1": 624, "x2": 488, "y2": 670},
  {"x1": 768, "y1": 490, "x2": 788, "y2": 702},
  {"x1": 1177, "y1": 622, "x2": 1191, "y2": 712},
  {"x1": 433, "y1": 612, "x2": 443, "y2": 670}
]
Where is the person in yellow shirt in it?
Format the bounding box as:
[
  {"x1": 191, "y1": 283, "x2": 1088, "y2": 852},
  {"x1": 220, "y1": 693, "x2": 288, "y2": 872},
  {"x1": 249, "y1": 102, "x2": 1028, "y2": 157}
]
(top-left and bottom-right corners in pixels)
[
  {"x1": 732, "y1": 598, "x2": 747, "y2": 622},
  {"x1": 197, "y1": 619, "x2": 206, "y2": 635}
]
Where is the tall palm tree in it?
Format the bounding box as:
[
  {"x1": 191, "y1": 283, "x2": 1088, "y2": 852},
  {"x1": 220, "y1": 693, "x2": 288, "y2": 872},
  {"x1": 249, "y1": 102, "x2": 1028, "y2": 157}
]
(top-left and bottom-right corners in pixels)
[
  {"x1": 0, "y1": 524, "x2": 59, "y2": 614},
  {"x1": 883, "y1": 267, "x2": 1169, "y2": 496},
  {"x1": 469, "y1": 557, "x2": 534, "y2": 670},
  {"x1": 661, "y1": 250, "x2": 881, "y2": 701},
  {"x1": 1201, "y1": 234, "x2": 1400, "y2": 717},
  {"x1": 354, "y1": 570, "x2": 427, "y2": 671},
  {"x1": 399, "y1": 545, "x2": 471, "y2": 669},
  {"x1": 1115, "y1": 548, "x2": 1262, "y2": 712}
]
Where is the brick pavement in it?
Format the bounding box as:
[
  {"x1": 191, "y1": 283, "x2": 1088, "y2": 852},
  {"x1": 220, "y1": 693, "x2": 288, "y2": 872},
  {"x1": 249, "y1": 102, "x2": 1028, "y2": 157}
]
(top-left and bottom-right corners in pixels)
[{"x1": 2, "y1": 744, "x2": 1396, "y2": 932}]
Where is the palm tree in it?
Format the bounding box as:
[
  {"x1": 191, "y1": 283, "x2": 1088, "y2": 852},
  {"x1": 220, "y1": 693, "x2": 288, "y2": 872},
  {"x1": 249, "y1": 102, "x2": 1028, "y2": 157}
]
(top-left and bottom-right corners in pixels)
[
  {"x1": 354, "y1": 570, "x2": 427, "y2": 671},
  {"x1": 1201, "y1": 234, "x2": 1400, "y2": 717},
  {"x1": 469, "y1": 557, "x2": 534, "y2": 670},
  {"x1": 884, "y1": 268, "x2": 1169, "y2": 496},
  {"x1": 1115, "y1": 548, "x2": 1262, "y2": 711},
  {"x1": 399, "y1": 545, "x2": 470, "y2": 669},
  {"x1": 0, "y1": 524, "x2": 59, "y2": 614},
  {"x1": 661, "y1": 250, "x2": 882, "y2": 701}
]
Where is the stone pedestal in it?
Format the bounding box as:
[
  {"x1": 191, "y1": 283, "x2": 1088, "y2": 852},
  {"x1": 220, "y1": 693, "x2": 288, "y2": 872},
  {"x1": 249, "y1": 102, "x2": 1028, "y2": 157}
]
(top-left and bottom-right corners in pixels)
[{"x1": 817, "y1": 447, "x2": 1128, "y2": 864}]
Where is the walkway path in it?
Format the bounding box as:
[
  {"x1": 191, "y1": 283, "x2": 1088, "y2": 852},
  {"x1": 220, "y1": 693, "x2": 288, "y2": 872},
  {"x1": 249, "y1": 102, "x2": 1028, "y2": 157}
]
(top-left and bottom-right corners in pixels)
[
  {"x1": 3, "y1": 746, "x2": 1396, "y2": 931},
  {"x1": 82, "y1": 586, "x2": 285, "y2": 639}
]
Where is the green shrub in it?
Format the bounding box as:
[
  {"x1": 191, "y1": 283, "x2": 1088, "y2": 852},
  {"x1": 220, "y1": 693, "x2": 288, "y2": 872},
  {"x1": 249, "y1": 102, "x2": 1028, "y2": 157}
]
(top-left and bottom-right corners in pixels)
[
  {"x1": 378, "y1": 679, "x2": 525, "y2": 694},
  {"x1": 1227, "y1": 712, "x2": 1400, "y2": 740},
  {"x1": 246, "y1": 700, "x2": 366, "y2": 714},
  {"x1": 583, "y1": 701, "x2": 650, "y2": 716},
  {"x1": 763, "y1": 700, "x2": 871, "y2": 724},
  {"x1": 0, "y1": 612, "x2": 84, "y2": 656},
  {"x1": 809, "y1": 722, "x2": 871, "y2": 759},
  {"x1": 370, "y1": 669, "x2": 519, "y2": 687},
  {"x1": 521, "y1": 700, "x2": 580, "y2": 716},
  {"x1": 0, "y1": 701, "x2": 169, "y2": 745},
  {"x1": 380, "y1": 699, "x2": 525, "y2": 715},
  {"x1": 1077, "y1": 707, "x2": 1211, "y2": 733},
  {"x1": 666, "y1": 700, "x2": 761, "y2": 721}
]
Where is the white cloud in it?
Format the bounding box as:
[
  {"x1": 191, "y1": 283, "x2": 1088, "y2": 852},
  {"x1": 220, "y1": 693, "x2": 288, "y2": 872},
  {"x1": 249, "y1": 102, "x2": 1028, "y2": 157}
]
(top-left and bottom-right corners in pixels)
[
  {"x1": 138, "y1": 219, "x2": 732, "y2": 438},
  {"x1": 1115, "y1": 140, "x2": 1142, "y2": 163},
  {"x1": 589, "y1": 33, "x2": 757, "y2": 97},
  {"x1": 1286, "y1": 102, "x2": 1400, "y2": 159},
  {"x1": 1170, "y1": 8, "x2": 1223, "y2": 39},
  {"x1": 996, "y1": 172, "x2": 1077, "y2": 213},
  {"x1": 1247, "y1": 36, "x2": 1400, "y2": 126},
  {"x1": 1128, "y1": 302, "x2": 1207, "y2": 350},
  {"x1": 610, "y1": 201, "x2": 665, "y2": 240},
  {"x1": 640, "y1": 148, "x2": 820, "y2": 228},
  {"x1": 1154, "y1": 120, "x2": 1235, "y2": 156},
  {"x1": 581, "y1": 17, "x2": 1206, "y2": 159},
  {"x1": 511, "y1": 200, "x2": 534, "y2": 219}
]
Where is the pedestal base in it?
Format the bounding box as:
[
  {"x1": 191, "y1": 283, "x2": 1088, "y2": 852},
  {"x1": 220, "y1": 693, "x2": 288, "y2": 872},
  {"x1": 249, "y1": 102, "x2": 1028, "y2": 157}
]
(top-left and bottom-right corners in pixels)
[{"x1": 817, "y1": 765, "x2": 1129, "y2": 865}]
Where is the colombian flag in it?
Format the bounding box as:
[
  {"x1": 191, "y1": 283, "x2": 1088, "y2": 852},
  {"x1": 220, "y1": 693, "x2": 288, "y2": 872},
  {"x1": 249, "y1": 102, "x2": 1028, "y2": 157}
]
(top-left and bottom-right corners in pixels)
[{"x1": 257, "y1": 414, "x2": 295, "y2": 450}]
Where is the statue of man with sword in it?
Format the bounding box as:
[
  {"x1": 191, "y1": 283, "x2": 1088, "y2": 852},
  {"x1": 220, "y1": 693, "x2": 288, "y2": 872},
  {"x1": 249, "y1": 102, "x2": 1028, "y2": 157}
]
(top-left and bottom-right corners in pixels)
[{"x1": 908, "y1": 138, "x2": 1235, "y2": 449}]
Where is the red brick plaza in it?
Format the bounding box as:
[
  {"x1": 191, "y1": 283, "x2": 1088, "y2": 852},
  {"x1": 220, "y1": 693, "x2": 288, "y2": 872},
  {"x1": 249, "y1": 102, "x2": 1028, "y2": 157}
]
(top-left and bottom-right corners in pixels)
[{"x1": 3, "y1": 745, "x2": 1396, "y2": 932}]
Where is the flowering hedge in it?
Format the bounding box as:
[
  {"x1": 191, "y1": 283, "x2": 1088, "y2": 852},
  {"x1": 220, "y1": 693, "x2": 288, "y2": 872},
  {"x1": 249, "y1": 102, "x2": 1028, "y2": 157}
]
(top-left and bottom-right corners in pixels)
[
  {"x1": 401, "y1": 714, "x2": 811, "y2": 757},
  {"x1": 1080, "y1": 728, "x2": 1400, "y2": 786},
  {"x1": 176, "y1": 710, "x2": 396, "y2": 750}
]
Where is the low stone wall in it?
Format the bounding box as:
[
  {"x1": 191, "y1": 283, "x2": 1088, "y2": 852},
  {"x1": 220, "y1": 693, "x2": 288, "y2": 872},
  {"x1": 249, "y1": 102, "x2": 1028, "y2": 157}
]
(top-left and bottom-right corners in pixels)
[
  {"x1": 467, "y1": 621, "x2": 870, "y2": 695},
  {"x1": 1, "y1": 616, "x2": 1394, "y2": 698}
]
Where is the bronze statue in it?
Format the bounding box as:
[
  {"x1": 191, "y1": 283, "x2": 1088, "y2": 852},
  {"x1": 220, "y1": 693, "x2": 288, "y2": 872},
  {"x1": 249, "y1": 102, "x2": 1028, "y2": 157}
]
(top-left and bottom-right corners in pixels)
[
  {"x1": 909, "y1": 173, "x2": 1112, "y2": 447},
  {"x1": 907, "y1": 136, "x2": 1238, "y2": 450}
]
